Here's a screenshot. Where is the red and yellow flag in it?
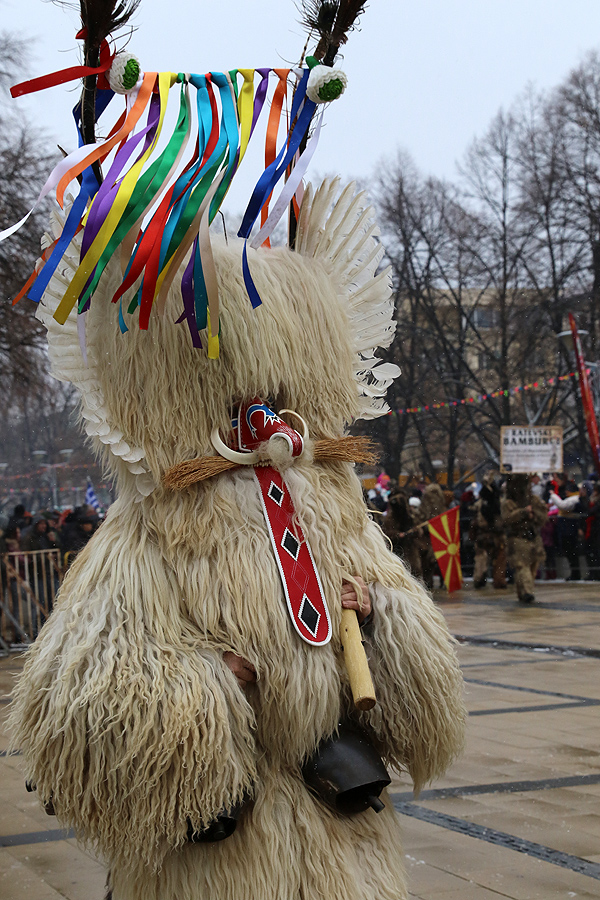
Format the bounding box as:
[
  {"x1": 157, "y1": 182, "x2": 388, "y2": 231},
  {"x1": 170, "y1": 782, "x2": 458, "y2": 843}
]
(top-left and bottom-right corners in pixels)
[{"x1": 427, "y1": 507, "x2": 463, "y2": 593}]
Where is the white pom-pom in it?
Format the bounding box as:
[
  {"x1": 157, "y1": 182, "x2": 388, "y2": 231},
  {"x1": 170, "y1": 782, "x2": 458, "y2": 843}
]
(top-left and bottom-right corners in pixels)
[
  {"x1": 108, "y1": 52, "x2": 141, "y2": 94},
  {"x1": 307, "y1": 66, "x2": 348, "y2": 104}
]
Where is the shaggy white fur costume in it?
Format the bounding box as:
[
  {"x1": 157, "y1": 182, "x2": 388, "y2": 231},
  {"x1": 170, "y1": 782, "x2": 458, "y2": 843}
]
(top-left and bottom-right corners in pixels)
[{"x1": 10, "y1": 180, "x2": 465, "y2": 900}]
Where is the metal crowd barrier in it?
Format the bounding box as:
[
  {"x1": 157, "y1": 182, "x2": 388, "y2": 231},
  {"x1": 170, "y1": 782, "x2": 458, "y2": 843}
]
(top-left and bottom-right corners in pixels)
[{"x1": 0, "y1": 549, "x2": 63, "y2": 651}]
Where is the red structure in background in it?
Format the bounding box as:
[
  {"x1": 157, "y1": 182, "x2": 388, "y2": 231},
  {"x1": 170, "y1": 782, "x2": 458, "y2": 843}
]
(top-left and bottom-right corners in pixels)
[{"x1": 569, "y1": 313, "x2": 600, "y2": 474}]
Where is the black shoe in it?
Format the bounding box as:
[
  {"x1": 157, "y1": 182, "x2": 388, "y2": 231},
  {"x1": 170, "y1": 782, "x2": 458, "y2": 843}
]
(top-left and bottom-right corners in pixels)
[
  {"x1": 519, "y1": 593, "x2": 535, "y2": 603},
  {"x1": 474, "y1": 579, "x2": 487, "y2": 589}
]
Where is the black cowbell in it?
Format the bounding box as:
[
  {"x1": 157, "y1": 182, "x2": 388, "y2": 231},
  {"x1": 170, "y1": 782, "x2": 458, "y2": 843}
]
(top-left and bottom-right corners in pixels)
[{"x1": 301, "y1": 723, "x2": 391, "y2": 815}]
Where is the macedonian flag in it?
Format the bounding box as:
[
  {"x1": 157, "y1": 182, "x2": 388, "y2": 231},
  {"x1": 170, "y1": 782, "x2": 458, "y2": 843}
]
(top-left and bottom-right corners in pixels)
[{"x1": 427, "y1": 506, "x2": 463, "y2": 593}]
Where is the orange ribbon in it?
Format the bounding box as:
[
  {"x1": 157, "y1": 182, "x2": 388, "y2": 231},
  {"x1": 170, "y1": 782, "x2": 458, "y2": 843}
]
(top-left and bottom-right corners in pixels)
[
  {"x1": 260, "y1": 69, "x2": 289, "y2": 247},
  {"x1": 56, "y1": 71, "x2": 156, "y2": 208}
]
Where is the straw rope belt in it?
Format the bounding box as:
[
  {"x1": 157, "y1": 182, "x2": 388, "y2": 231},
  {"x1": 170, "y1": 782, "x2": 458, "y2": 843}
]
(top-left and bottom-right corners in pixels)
[{"x1": 163, "y1": 436, "x2": 378, "y2": 491}]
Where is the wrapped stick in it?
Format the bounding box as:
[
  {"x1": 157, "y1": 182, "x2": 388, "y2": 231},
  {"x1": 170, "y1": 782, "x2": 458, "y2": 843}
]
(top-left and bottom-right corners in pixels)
[
  {"x1": 340, "y1": 609, "x2": 376, "y2": 710},
  {"x1": 340, "y1": 574, "x2": 376, "y2": 710},
  {"x1": 76, "y1": 0, "x2": 140, "y2": 180}
]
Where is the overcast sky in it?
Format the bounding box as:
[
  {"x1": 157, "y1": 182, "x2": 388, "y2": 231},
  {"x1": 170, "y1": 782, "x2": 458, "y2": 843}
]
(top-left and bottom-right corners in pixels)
[{"x1": 3, "y1": 0, "x2": 600, "y2": 217}]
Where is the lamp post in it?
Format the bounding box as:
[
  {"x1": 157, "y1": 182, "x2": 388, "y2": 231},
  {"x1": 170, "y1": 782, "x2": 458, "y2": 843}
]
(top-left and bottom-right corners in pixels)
[
  {"x1": 31, "y1": 451, "x2": 48, "y2": 508},
  {"x1": 556, "y1": 329, "x2": 588, "y2": 355},
  {"x1": 0, "y1": 463, "x2": 7, "y2": 512},
  {"x1": 59, "y1": 450, "x2": 73, "y2": 509},
  {"x1": 432, "y1": 459, "x2": 444, "y2": 485}
]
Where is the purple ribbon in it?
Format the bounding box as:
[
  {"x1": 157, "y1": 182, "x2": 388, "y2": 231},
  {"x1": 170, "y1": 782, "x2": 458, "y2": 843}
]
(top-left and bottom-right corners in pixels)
[
  {"x1": 177, "y1": 239, "x2": 203, "y2": 348},
  {"x1": 251, "y1": 69, "x2": 271, "y2": 136},
  {"x1": 81, "y1": 94, "x2": 162, "y2": 258}
]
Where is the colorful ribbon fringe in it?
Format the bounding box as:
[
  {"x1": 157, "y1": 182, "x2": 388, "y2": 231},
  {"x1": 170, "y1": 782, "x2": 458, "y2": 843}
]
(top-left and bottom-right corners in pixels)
[
  {"x1": 1, "y1": 62, "x2": 320, "y2": 359},
  {"x1": 391, "y1": 370, "x2": 588, "y2": 416}
]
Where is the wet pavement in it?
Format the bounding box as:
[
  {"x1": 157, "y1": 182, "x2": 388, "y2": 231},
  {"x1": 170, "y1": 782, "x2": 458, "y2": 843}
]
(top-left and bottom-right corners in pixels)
[{"x1": 1, "y1": 581, "x2": 600, "y2": 899}]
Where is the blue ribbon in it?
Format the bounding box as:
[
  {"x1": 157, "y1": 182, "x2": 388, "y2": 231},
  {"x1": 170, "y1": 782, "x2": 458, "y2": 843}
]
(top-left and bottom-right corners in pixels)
[
  {"x1": 28, "y1": 89, "x2": 114, "y2": 304},
  {"x1": 242, "y1": 241, "x2": 263, "y2": 309},
  {"x1": 238, "y1": 68, "x2": 314, "y2": 240}
]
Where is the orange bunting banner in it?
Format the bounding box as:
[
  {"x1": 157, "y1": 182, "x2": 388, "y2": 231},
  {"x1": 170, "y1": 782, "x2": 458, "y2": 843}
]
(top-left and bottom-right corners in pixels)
[{"x1": 427, "y1": 507, "x2": 463, "y2": 593}]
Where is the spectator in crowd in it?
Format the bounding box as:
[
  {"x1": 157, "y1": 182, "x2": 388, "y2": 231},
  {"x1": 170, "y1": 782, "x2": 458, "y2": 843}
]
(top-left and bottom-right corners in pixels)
[
  {"x1": 502, "y1": 473, "x2": 548, "y2": 603},
  {"x1": 376, "y1": 472, "x2": 391, "y2": 497},
  {"x1": 443, "y1": 489, "x2": 456, "y2": 509},
  {"x1": 2, "y1": 525, "x2": 28, "y2": 641},
  {"x1": 3, "y1": 525, "x2": 22, "y2": 560},
  {"x1": 470, "y1": 471, "x2": 507, "y2": 589},
  {"x1": 43, "y1": 510, "x2": 63, "y2": 548},
  {"x1": 556, "y1": 472, "x2": 579, "y2": 495},
  {"x1": 363, "y1": 489, "x2": 382, "y2": 515},
  {"x1": 409, "y1": 488, "x2": 422, "y2": 508},
  {"x1": 540, "y1": 511, "x2": 558, "y2": 580},
  {"x1": 22, "y1": 516, "x2": 61, "y2": 554},
  {"x1": 459, "y1": 484, "x2": 478, "y2": 578},
  {"x1": 61, "y1": 506, "x2": 99, "y2": 569},
  {"x1": 366, "y1": 483, "x2": 387, "y2": 512},
  {"x1": 530, "y1": 473, "x2": 544, "y2": 499},
  {"x1": 0, "y1": 524, "x2": 8, "y2": 642},
  {"x1": 381, "y1": 487, "x2": 422, "y2": 577},
  {"x1": 21, "y1": 515, "x2": 61, "y2": 618},
  {"x1": 543, "y1": 474, "x2": 560, "y2": 502},
  {"x1": 7, "y1": 504, "x2": 31, "y2": 534},
  {"x1": 582, "y1": 482, "x2": 600, "y2": 581},
  {"x1": 548, "y1": 479, "x2": 587, "y2": 581}
]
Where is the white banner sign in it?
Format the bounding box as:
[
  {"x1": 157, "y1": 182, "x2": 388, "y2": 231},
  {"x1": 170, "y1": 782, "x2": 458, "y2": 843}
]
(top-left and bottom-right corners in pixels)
[{"x1": 500, "y1": 426, "x2": 563, "y2": 474}]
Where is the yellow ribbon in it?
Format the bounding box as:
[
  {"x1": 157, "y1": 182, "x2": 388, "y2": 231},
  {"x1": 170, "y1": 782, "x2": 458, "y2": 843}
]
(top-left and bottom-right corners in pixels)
[
  {"x1": 206, "y1": 308, "x2": 219, "y2": 359},
  {"x1": 236, "y1": 69, "x2": 255, "y2": 167}
]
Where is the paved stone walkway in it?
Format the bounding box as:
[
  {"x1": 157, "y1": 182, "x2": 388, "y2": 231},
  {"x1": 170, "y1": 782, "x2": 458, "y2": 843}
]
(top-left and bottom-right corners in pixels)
[{"x1": 1, "y1": 581, "x2": 599, "y2": 899}]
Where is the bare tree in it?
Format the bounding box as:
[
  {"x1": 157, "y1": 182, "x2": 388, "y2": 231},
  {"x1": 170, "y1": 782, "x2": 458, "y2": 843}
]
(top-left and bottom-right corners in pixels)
[
  {"x1": 0, "y1": 30, "x2": 98, "y2": 491},
  {"x1": 0, "y1": 31, "x2": 53, "y2": 395},
  {"x1": 369, "y1": 89, "x2": 598, "y2": 481},
  {"x1": 555, "y1": 51, "x2": 600, "y2": 356}
]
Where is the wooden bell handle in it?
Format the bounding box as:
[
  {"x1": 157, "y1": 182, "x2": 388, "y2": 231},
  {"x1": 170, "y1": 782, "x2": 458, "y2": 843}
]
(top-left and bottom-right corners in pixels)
[{"x1": 340, "y1": 608, "x2": 376, "y2": 711}]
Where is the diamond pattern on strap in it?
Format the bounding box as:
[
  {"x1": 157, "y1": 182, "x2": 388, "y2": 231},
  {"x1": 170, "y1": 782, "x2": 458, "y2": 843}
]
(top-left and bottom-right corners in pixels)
[
  {"x1": 254, "y1": 465, "x2": 331, "y2": 646},
  {"x1": 299, "y1": 594, "x2": 320, "y2": 637},
  {"x1": 268, "y1": 481, "x2": 284, "y2": 506},
  {"x1": 282, "y1": 528, "x2": 300, "y2": 560}
]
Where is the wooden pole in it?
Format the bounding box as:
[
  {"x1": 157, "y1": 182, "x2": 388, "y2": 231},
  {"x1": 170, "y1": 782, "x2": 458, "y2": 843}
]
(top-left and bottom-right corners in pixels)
[{"x1": 340, "y1": 608, "x2": 376, "y2": 710}]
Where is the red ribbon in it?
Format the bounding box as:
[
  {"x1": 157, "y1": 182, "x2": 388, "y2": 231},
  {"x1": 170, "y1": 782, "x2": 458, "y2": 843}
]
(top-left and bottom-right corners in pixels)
[{"x1": 10, "y1": 39, "x2": 114, "y2": 99}]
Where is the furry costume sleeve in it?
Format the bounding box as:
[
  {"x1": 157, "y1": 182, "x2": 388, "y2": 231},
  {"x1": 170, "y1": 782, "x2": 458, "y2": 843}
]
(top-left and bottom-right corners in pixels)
[
  {"x1": 351, "y1": 524, "x2": 466, "y2": 793},
  {"x1": 8, "y1": 509, "x2": 257, "y2": 873},
  {"x1": 362, "y1": 581, "x2": 465, "y2": 793},
  {"x1": 501, "y1": 499, "x2": 531, "y2": 531},
  {"x1": 303, "y1": 464, "x2": 466, "y2": 793}
]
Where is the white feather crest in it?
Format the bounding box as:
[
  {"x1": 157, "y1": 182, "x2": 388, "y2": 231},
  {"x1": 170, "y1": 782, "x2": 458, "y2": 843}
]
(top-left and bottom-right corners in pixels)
[
  {"x1": 296, "y1": 179, "x2": 400, "y2": 420},
  {"x1": 36, "y1": 203, "x2": 155, "y2": 500}
]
